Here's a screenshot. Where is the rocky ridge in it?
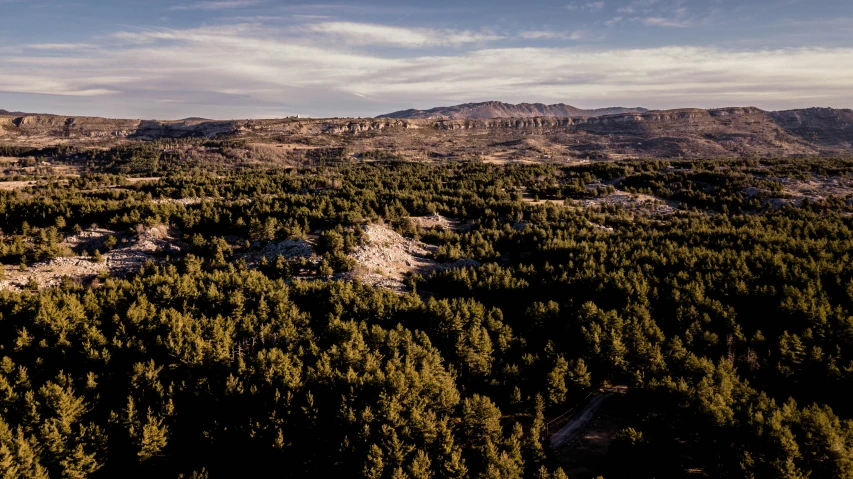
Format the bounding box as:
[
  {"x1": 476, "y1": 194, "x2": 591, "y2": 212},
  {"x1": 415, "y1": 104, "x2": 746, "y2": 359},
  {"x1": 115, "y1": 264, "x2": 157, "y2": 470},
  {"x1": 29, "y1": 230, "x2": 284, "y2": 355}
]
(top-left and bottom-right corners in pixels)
[{"x1": 2, "y1": 107, "x2": 852, "y2": 159}]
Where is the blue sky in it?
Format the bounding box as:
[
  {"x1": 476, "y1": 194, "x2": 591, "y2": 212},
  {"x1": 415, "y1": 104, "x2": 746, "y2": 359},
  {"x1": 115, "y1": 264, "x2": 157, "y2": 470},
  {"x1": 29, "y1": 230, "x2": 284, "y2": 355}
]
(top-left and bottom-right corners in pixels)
[{"x1": 1, "y1": 0, "x2": 851, "y2": 118}]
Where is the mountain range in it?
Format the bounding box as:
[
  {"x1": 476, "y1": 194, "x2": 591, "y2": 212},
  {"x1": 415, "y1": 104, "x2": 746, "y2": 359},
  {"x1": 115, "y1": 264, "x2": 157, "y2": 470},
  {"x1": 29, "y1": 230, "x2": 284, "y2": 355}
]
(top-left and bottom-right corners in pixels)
[
  {"x1": 0, "y1": 109, "x2": 54, "y2": 117},
  {"x1": 2, "y1": 106, "x2": 852, "y2": 160},
  {"x1": 377, "y1": 101, "x2": 648, "y2": 119}
]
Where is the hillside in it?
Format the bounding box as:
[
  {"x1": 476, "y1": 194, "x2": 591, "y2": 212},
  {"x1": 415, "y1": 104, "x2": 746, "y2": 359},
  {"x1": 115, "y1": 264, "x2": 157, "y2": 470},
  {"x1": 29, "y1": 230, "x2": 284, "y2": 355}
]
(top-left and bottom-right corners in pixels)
[
  {"x1": 769, "y1": 107, "x2": 853, "y2": 150},
  {"x1": 377, "y1": 101, "x2": 648, "y2": 119}
]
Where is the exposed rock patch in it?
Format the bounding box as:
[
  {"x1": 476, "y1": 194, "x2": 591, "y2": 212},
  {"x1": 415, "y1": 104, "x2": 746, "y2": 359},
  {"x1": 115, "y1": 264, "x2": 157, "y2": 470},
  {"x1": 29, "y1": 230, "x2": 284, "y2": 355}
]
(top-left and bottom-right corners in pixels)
[
  {"x1": 1, "y1": 225, "x2": 185, "y2": 291},
  {"x1": 259, "y1": 239, "x2": 316, "y2": 260},
  {"x1": 344, "y1": 224, "x2": 478, "y2": 292},
  {"x1": 63, "y1": 227, "x2": 114, "y2": 252}
]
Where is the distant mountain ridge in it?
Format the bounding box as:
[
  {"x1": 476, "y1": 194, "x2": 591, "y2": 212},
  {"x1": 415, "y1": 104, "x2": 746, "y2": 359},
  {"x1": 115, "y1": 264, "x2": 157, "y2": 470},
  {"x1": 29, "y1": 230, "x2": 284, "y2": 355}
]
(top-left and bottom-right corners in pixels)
[
  {"x1": 0, "y1": 109, "x2": 56, "y2": 117},
  {"x1": 3, "y1": 106, "x2": 852, "y2": 159},
  {"x1": 377, "y1": 101, "x2": 649, "y2": 119}
]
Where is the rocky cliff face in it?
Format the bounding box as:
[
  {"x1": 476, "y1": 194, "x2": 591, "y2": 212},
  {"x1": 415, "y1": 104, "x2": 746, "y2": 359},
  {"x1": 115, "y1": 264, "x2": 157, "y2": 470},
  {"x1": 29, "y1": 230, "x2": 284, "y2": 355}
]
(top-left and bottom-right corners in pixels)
[
  {"x1": 416, "y1": 107, "x2": 761, "y2": 130},
  {"x1": 376, "y1": 101, "x2": 648, "y2": 119}
]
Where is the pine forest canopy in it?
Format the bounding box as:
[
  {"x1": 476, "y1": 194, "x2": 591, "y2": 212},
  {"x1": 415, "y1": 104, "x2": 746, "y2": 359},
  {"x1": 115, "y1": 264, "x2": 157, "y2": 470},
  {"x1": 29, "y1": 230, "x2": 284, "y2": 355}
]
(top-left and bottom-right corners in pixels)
[{"x1": 1, "y1": 148, "x2": 853, "y2": 477}]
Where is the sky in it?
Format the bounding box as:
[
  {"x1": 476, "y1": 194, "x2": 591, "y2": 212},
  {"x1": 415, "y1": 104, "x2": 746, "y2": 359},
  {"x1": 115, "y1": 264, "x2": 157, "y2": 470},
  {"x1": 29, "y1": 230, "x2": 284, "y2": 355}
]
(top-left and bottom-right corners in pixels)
[{"x1": 0, "y1": 0, "x2": 851, "y2": 119}]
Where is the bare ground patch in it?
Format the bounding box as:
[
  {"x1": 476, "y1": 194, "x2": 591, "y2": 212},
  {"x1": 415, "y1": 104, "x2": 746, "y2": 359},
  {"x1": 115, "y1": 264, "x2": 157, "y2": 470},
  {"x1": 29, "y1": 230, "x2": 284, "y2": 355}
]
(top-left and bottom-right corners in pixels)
[
  {"x1": 1, "y1": 224, "x2": 185, "y2": 291},
  {"x1": 521, "y1": 186, "x2": 677, "y2": 215},
  {"x1": 344, "y1": 223, "x2": 478, "y2": 292},
  {"x1": 152, "y1": 197, "x2": 206, "y2": 206},
  {"x1": 776, "y1": 175, "x2": 853, "y2": 205},
  {"x1": 0, "y1": 181, "x2": 37, "y2": 190},
  {"x1": 574, "y1": 190, "x2": 677, "y2": 216},
  {"x1": 63, "y1": 227, "x2": 114, "y2": 252},
  {"x1": 520, "y1": 187, "x2": 570, "y2": 206},
  {"x1": 743, "y1": 175, "x2": 853, "y2": 209},
  {"x1": 240, "y1": 238, "x2": 320, "y2": 268},
  {"x1": 1, "y1": 257, "x2": 107, "y2": 291},
  {"x1": 408, "y1": 213, "x2": 474, "y2": 232},
  {"x1": 480, "y1": 155, "x2": 538, "y2": 165},
  {"x1": 126, "y1": 177, "x2": 162, "y2": 184}
]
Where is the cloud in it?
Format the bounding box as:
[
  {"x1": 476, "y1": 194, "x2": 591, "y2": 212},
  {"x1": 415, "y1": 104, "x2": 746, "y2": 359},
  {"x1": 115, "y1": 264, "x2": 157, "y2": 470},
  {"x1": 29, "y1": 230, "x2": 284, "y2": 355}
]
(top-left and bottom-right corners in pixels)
[
  {"x1": 620, "y1": 1, "x2": 695, "y2": 28},
  {"x1": 170, "y1": 1, "x2": 262, "y2": 11},
  {"x1": 517, "y1": 30, "x2": 584, "y2": 40},
  {"x1": 626, "y1": 0, "x2": 662, "y2": 9},
  {"x1": 636, "y1": 16, "x2": 691, "y2": 27},
  {"x1": 566, "y1": 1, "x2": 606, "y2": 11},
  {"x1": 2, "y1": 22, "x2": 853, "y2": 116},
  {"x1": 305, "y1": 22, "x2": 502, "y2": 47},
  {"x1": 24, "y1": 43, "x2": 96, "y2": 50}
]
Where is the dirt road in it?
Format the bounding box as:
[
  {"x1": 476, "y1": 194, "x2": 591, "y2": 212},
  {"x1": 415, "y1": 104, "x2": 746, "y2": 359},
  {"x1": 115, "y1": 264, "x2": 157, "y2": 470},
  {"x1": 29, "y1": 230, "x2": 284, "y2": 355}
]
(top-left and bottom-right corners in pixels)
[{"x1": 549, "y1": 392, "x2": 614, "y2": 449}]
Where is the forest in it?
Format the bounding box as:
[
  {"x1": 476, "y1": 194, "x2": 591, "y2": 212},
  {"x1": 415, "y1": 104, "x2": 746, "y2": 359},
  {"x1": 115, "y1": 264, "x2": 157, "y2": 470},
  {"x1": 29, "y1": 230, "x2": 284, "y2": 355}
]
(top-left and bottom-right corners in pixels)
[{"x1": 2, "y1": 150, "x2": 853, "y2": 478}]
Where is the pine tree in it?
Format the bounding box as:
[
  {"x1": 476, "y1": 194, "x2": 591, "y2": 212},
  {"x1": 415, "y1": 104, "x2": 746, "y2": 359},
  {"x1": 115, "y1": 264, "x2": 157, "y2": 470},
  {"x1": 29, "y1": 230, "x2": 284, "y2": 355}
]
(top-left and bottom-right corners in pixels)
[
  {"x1": 462, "y1": 395, "x2": 502, "y2": 454},
  {"x1": 408, "y1": 450, "x2": 432, "y2": 479},
  {"x1": 526, "y1": 394, "x2": 547, "y2": 467},
  {"x1": 137, "y1": 412, "x2": 169, "y2": 461},
  {"x1": 568, "y1": 359, "x2": 592, "y2": 390},
  {"x1": 436, "y1": 419, "x2": 467, "y2": 479},
  {"x1": 552, "y1": 468, "x2": 569, "y2": 479},
  {"x1": 364, "y1": 444, "x2": 385, "y2": 479},
  {"x1": 548, "y1": 357, "x2": 569, "y2": 405}
]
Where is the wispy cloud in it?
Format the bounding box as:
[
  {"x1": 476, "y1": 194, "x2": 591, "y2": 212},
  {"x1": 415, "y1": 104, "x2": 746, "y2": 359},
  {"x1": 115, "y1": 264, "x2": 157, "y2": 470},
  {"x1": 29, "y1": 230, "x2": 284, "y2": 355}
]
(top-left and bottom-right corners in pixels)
[
  {"x1": 305, "y1": 22, "x2": 502, "y2": 47},
  {"x1": 567, "y1": 1, "x2": 606, "y2": 11},
  {"x1": 631, "y1": 3, "x2": 692, "y2": 28},
  {"x1": 636, "y1": 16, "x2": 691, "y2": 28},
  {"x1": 24, "y1": 43, "x2": 96, "y2": 50},
  {"x1": 777, "y1": 17, "x2": 853, "y2": 28},
  {"x1": 170, "y1": 1, "x2": 261, "y2": 11},
  {"x1": 517, "y1": 30, "x2": 584, "y2": 40}
]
